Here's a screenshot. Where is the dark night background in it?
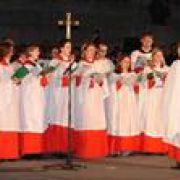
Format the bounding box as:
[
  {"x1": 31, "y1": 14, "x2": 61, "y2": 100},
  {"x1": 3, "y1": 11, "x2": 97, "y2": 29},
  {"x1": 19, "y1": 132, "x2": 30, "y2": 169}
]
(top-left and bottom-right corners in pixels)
[{"x1": 0, "y1": 0, "x2": 179, "y2": 50}]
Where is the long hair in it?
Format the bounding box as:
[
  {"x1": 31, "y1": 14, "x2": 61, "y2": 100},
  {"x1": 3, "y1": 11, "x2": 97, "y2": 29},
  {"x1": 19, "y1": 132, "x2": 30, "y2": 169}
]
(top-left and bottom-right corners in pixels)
[
  {"x1": 151, "y1": 47, "x2": 166, "y2": 68},
  {"x1": 0, "y1": 42, "x2": 13, "y2": 59},
  {"x1": 81, "y1": 41, "x2": 97, "y2": 61}
]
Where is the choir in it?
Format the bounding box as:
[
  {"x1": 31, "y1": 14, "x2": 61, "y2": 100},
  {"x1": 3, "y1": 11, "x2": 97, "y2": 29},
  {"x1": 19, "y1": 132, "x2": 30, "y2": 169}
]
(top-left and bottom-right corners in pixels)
[{"x1": 0, "y1": 33, "x2": 180, "y2": 169}]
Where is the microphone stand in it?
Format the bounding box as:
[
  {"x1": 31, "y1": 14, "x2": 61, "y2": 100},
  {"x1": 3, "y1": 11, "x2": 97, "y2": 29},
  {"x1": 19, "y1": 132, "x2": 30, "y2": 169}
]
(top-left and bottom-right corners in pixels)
[{"x1": 42, "y1": 60, "x2": 86, "y2": 170}]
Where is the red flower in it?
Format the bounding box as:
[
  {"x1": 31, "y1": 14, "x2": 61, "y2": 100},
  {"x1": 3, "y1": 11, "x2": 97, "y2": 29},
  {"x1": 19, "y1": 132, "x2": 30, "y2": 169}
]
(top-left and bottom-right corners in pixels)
[
  {"x1": 116, "y1": 80, "x2": 122, "y2": 91},
  {"x1": 89, "y1": 78, "x2": 95, "y2": 88},
  {"x1": 40, "y1": 75, "x2": 48, "y2": 87},
  {"x1": 162, "y1": 73, "x2": 167, "y2": 84},
  {"x1": 148, "y1": 79, "x2": 155, "y2": 89},
  {"x1": 76, "y1": 75, "x2": 82, "y2": 87},
  {"x1": 61, "y1": 76, "x2": 69, "y2": 87},
  {"x1": 98, "y1": 80, "x2": 104, "y2": 87},
  {"x1": 134, "y1": 67, "x2": 144, "y2": 74},
  {"x1": 133, "y1": 83, "x2": 139, "y2": 94}
]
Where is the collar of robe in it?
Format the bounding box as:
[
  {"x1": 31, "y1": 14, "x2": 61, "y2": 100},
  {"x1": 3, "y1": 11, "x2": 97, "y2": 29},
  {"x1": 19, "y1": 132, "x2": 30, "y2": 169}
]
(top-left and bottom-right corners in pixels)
[
  {"x1": 18, "y1": 58, "x2": 28, "y2": 66},
  {"x1": 24, "y1": 60, "x2": 36, "y2": 67},
  {"x1": 139, "y1": 48, "x2": 152, "y2": 54},
  {"x1": 82, "y1": 59, "x2": 95, "y2": 64},
  {"x1": 58, "y1": 54, "x2": 72, "y2": 62}
]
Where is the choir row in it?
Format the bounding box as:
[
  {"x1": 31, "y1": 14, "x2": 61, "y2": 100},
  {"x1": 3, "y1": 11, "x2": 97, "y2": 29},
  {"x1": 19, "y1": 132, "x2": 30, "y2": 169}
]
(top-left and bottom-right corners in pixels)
[{"x1": 0, "y1": 34, "x2": 179, "y2": 168}]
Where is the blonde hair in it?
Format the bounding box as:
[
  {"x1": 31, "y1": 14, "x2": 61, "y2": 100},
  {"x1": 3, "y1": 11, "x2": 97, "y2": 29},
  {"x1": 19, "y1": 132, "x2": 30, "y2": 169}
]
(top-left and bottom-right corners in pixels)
[
  {"x1": 25, "y1": 44, "x2": 39, "y2": 57},
  {"x1": 151, "y1": 47, "x2": 166, "y2": 67}
]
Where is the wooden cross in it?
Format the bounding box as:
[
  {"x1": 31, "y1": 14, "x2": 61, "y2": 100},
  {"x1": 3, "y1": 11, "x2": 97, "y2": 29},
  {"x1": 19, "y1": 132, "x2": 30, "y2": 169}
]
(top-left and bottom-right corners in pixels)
[{"x1": 58, "y1": 12, "x2": 80, "y2": 40}]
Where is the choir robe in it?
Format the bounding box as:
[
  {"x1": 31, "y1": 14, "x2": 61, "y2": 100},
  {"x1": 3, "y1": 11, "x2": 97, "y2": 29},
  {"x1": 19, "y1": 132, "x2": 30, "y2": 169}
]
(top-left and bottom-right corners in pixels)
[
  {"x1": 107, "y1": 72, "x2": 141, "y2": 154},
  {"x1": 11, "y1": 61, "x2": 23, "y2": 71},
  {"x1": 93, "y1": 58, "x2": 115, "y2": 74},
  {"x1": 0, "y1": 63, "x2": 20, "y2": 159},
  {"x1": 131, "y1": 50, "x2": 152, "y2": 138},
  {"x1": 73, "y1": 61, "x2": 109, "y2": 159},
  {"x1": 131, "y1": 49, "x2": 152, "y2": 70},
  {"x1": 44, "y1": 59, "x2": 74, "y2": 154},
  {"x1": 142, "y1": 66, "x2": 169, "y2": 154},
  {"x1": 93, "y1": 58, "x2": 114, "y2": 127},
  {"x1": 162, "y1": 60, "x2": 180, "y2": 161},
  {"x1": 18, "y1": 62, "x2": 46, "y2": 155}
]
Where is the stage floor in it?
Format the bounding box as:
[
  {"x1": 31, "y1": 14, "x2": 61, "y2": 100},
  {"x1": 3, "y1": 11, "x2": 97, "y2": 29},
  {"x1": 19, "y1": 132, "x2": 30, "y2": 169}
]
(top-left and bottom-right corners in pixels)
[{"x1": 0, "y1": 155, "x2": 180, "y2": 180}]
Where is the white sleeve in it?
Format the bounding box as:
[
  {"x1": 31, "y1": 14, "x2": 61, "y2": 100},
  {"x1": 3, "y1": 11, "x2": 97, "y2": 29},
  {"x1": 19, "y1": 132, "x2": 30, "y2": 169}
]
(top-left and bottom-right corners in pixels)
[
  {"x1": 107, "y1": 60, "x2": 115, "y2": 73},
  {"x1": 130, "y1": 50, "x2": 139, "y2": 70},
  {"x1": 49, "y1": 59, "x2": 59, "y2": 67}
]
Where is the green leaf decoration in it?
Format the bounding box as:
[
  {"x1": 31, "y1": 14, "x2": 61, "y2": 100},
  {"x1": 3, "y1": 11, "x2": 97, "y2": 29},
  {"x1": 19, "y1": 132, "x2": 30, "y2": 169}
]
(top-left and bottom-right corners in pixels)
[
  {"x1": 136, "y1": 74, "x2": 143, "y2": 82},
  {"x1": 12, "y1": 66, "x2": 29, "y2": 79}
]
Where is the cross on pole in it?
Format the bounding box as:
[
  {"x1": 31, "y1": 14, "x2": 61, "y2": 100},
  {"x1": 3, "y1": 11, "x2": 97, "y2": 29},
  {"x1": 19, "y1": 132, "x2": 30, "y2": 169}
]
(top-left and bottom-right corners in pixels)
[{"x1": 58, "y1": 12, "x2": 80, "y2": 40}]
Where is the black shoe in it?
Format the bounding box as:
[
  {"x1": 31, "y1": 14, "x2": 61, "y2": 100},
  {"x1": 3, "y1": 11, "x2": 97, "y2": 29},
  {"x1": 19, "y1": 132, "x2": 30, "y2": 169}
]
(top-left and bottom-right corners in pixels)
[
  {"x1": 171, "y1": 162, "x2": 180, "y2": 170},
  {"x1": 109, "y1": 153, "x2": 122, "y2": 158},
  {"x1": 121, "y1": 151, "x2": 135, "y2": 157},
  {"x1": 22, "y1": 154, "x2": 44, "y2": 160}
]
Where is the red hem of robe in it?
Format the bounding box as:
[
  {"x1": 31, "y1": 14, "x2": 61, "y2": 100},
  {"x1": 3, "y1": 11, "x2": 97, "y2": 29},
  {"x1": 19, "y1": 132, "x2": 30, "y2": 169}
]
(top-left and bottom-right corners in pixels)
[
  {"x1": 0, "y1": 131, "x2": 20, "y2": 159},
  {"x1": 73, "y1": 130, "x2": 108, "y2": 159},
  {"x1": 141, "y1": 135, "x2": 166, "y2": 154},
  {"x1": 20, "y1": 132, "x2": 44, "y2": 155},
  {"x1": 165, "y1": 143, "x2": 180, "y2": 162},
  {"x1": 44, "y1": 125, "x2": 69, "y2": 154},
  {"x1": 108, "y1": 135, "x2": 141, "y2": 154}
]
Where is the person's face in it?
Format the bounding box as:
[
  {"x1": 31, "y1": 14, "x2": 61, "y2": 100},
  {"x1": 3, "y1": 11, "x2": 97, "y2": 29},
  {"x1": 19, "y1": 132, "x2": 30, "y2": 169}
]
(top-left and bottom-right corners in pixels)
[
  {"x1": 141, "y1": 36, "x2": 153, "y2": 48},
  {"x1": 98, "y1": 44, "x2": 108, "y2": 58},
  {"x1": 51, "y1": 47, "x2": 59, "y2": 59},
  {"x1": 85, "y1": 45, "x2": 96, "y2": 62},
  {"x1": 153, "y1": 51, "x2": 164, "y2": 65},
  {"x1": 18, "y1": 54, "x2": 27, "y2": 63},
  {"x1": 30, "y1": 47, "x2": 40, "y2": 60},
  {"x1": 121, "y1": 57, "x2": 131, "y2": 70},
  {"x1": 60, "y1": 42, "x2": 72, "y2": 57}
]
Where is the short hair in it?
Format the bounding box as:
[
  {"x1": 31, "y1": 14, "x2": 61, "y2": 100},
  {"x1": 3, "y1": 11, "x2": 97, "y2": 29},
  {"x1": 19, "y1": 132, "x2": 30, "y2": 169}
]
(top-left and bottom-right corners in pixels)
[
  {"x1": 58, "y1": 39, "x2": 71, "y2": 50},
  {"x1": 2, "y1": 37, "x2": 15, "y2": 47},
  {"x1": 97, "y1": 40, "x2": 108, "y2": 48},
  {"x1": 140, "y1": 32, "x2": 154, "y2": 40},
  {"x1": 0, "y1": 42, "x2": 13, "y2": 58},
  {"x1": 115, "y1": 53, "x2": 131, "y2": 73},
  {"x1": 25, "y1": 43, "x2": 40, "y2": 57}
]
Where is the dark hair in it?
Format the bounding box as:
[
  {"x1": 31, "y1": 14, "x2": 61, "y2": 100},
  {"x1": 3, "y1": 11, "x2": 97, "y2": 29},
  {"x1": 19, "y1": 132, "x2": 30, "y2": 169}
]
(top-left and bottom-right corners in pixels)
[
  {"x1": 12, "y1": 46, "x2": 26, "y2": 62},
  {"x1": 82, "y1": 41, "x2": 96, "y2": 51},
  {"x1": 81, "y1": 41, "x2": 96, "y2": 60},
  {"x1": 58, "y1": 39, "x2": 71, "y2": 50},
  {"x1": 115, "y1": 54, "x2": 131, "y2": 73},
  {"x1": 2, "y1": 37, "x2": 15, "y2": 47},
  {"x1": 97, "y1": 40, "x2": 108, "y2": 48},
  {"x1": 0, "y1": 42, "x2": 13, "y2": 59},
  {"x1": 140, "y1": 32, "x2": 154, "y2": 40}
]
